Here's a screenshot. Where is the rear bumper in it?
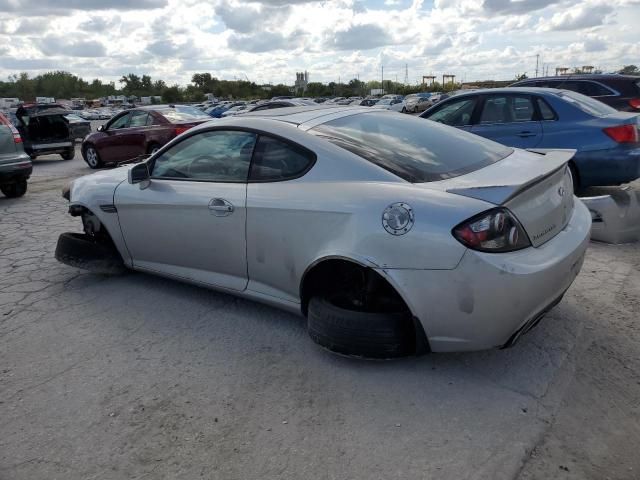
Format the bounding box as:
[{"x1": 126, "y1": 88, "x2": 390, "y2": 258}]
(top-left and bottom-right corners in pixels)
[
  {"x1": 378, "y1": 200, "x2": 591, "y2": 352},
  {"x1": 574, "y1": 146, "x2": 640, "y2": 187},
  {"x1": 0, "y1": 157, "x2": 33, "y2": 183},
  {"x1": 25, "y1": 141, "x2": 74, "y2": 156}
]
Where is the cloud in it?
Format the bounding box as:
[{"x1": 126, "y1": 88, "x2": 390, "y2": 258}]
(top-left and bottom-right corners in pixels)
[
  {"x1": 0, "y1": 57, "x2": 59, "y2": 69},
  {"x1": 146, "y1": 39, "x2": 200, "y2": 58},
  {"x1": 13, "y1": 18, "x2": 48, "y2": 34},
  {"x1": 482, "y1": 0, "x2": 558, "y2": 14},
  {"x1": 79, "y1": 15, "x2": 121, "y2": 32},
  {"x1": 214, "y1": 0, "x2": 293, "y2": 34},
  {"x1": 36, "y1": 36, "x2": 107, "y2": 57},
  {"x1": 227, "y1": 30, "x2": 304, "y2": 53},
  {"x1": 0, "y1": 0, "x2": 167, "y2": 13},
  {"x1": 329, "y1": 24, "x2": 395, "y2": 50},
  {"x1": 547, "y1": 4, "x2": 613, "y2": 30}
]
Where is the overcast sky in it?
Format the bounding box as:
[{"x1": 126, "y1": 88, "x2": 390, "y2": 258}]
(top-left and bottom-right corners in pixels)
[{"x1": 0, "y1": 0, "x2": 639, "y2": 87}]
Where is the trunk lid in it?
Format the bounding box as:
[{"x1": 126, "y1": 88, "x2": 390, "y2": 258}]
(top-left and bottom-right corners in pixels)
[{"x1": 425, "y1": 148, "x2": 576, "y2": 247}]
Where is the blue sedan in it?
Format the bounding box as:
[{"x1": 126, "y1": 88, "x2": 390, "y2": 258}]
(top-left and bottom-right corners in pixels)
[{"x1": 420, "y1": 87, "x2": 640, "y2": 189}]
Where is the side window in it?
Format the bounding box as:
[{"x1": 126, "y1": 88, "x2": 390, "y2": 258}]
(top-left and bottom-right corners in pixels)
[
  {"x1": 536, "y1": 98, "x2": 556, "y2": 120},
  {"x1": 108, "y1": 113, "x2": 130, "y2": 130},
  {"x1": 249, "y1": 135, "x2": 315, "y2": 182},
  {"x1": 151, "y1": 130, "x2": 256, "y2": 182},
  {"x1": 480, "y1": 95, "x2": 535, "y2": 124},
  {"x1": 129, "y1": 111, "x2": 148, "y2": 127},
  {"x1": 146, "y1": 113, "x2": 159, "y2": 126},
  {"x1": 537, "y1": 80, "x2": 562, "y2": 89},
  {"x1": 426, "y1": 97, "x2": 477, "y2": 126},
  {"x1": 582, "y1": 81, "x2": 613, "y2": 97}
]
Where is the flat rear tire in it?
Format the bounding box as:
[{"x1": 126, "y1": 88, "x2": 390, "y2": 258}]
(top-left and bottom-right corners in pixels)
[{"x1": 307, "y1": 296, "x2": 415, "y2": 359}]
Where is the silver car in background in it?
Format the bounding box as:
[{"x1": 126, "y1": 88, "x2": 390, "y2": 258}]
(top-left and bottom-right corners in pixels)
[{"x1": 56, "y1": 106, "x2": 591, "y2": 358}]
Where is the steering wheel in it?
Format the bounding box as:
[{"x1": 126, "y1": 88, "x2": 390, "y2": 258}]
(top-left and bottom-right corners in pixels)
[{"x1": 187, "y1": 155, "x2": 229, "y2": 178}]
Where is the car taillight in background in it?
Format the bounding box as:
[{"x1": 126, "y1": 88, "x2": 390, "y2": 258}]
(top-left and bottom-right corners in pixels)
[
  {"x1": 174, "y1": 125, "x2": 192, "y2": 136},
  {"x1": 0, "y1": 113, "x2": 22, "y2": 143},
  {"x1": 628, "y1": 98, "x2": 640, "y2": 110},
  {"x1": 603, "y1": 124, "x2": 639, "y2": 143},
  {"x1": 453, "y1": 208, "x2": 531, "y2": 253}
]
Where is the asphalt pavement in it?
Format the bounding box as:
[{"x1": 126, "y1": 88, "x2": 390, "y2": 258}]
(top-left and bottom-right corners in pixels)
[{"x1": 1, "y1": 149, "x2": 639, "y2": 480}]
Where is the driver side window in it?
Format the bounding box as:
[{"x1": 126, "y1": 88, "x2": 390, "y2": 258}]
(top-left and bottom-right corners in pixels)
[
  {"x1": 108, "y1": 113, "x2": 130, "y2": 129},
  {"x1": 151, "y1": 130, "x2": 256, "y2": 182}
]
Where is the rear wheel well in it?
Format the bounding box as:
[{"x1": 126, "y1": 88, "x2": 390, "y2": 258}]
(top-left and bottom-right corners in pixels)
[{"x1": 300, "y1": 259, "x2": 429, "y2": 354}]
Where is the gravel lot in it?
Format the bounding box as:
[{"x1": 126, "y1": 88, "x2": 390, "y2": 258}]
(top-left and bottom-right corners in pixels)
[{"x1": 1, "y1": 147, "x2": 639, "y2": 480}]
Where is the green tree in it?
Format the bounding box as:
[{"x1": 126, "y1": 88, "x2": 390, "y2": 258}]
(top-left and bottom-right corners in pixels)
[
  {"x1": 618, "y1": 65, "x2": 639, "y2": 76},
  {"x1": 162, "y1": 85, "x2": 183, "y2": 103}
]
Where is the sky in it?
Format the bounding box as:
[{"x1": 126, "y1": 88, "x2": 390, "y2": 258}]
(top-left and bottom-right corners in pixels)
[{"x1": 0, "y1": 0, "x2": 639, "y2": 87}]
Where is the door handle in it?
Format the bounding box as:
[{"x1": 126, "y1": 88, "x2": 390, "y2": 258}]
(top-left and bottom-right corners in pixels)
[
  {"x1": 208, "y1": 198, "x2": 234, "y2": 217},
  {"x1": 517, "y1": 131, "x2": 536, "y2": 137}
]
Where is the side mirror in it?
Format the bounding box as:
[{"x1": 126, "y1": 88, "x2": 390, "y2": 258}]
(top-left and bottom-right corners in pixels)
[
  {"x1": 128, "y1": 162, "x2": 150, "y2": 188},
  {"x1": 97, "y1": 124, "x2": 104, "y2": 132}
]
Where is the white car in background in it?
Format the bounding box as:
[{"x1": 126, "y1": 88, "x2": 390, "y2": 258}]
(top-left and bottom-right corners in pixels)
[{"x1": 371, "y1": 98, "x2": 405, "y2": 112}]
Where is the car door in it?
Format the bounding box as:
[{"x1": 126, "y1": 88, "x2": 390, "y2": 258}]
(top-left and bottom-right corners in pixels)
[
  {"x1": 117, "y1": 110, "x2": 150, "y2": 159},
  {"x1": 471, "y1": 94, "x2": 543, "y2": 148},
  {"x1": 422, "y1": 96, "x2": 479, "y2": 133},
  {"x1": 97, "y1": 112, "x2": 131, "y2": 162},
  {"x1": 114, "y1": 129, "x2": 257, "y2": 291}
]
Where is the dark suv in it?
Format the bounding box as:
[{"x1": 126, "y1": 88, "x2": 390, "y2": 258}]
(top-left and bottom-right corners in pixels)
[{"x1": 510, "y1": 74, "x2": 640, "y2": 112}]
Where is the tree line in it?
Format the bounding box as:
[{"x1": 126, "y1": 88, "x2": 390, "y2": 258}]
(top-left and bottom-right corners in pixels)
[
  {"x1": 1, "y1": 66, "x2": 637, "y2": 103},
  {"x1": 0, "y1": 71, "x2": 462, "y2": 103}
]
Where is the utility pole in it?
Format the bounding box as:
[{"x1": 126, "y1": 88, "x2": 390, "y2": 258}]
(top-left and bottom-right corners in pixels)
[
  {"x1": 535, "y1": 54, "x2": 539, "y2": 78},
  {"x1": 381, "y1": 65, "x2": 384, "y2": 95},
  {"x1": 404, "y1": 64, "x2": 409, "y2": 85}
]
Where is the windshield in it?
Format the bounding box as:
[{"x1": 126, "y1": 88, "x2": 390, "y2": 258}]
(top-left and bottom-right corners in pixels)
[
  {"x1": 377, "y1": 99, "x2": 393, "y2": 105},
  {"x1": 555, "y1": 90, "x2": 617, "y2": 117},
  {"x1": 310, "y1": 111, "x2": 512, "y2": 182},
  {"x1": 156, "y1": 105, "x2": 210, "y2": 123}
]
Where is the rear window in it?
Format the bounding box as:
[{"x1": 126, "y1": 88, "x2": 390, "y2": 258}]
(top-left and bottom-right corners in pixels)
[
  {"x1": 309, "y1": 111, "x2": 513, "y2": 183},
  {"x1": 555, "y1": 90, "x2": 617, "y2": 117},
  {"x1": 155, "y1": 106, "x2": 210, "y2": 123}
]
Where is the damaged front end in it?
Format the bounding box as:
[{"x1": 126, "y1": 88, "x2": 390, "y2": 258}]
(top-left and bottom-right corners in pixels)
[{"x1": 56, "y1": 185, "x2": 126, "y2": 275}]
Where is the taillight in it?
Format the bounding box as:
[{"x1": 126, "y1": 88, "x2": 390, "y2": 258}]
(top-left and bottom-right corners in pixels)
[
  {"x1": 603, "y1": 124, "x2": 639, "y2": 143},
  {"x1": 452, "y1": 208, "x2": 531, "y2": 253},
  {"x1": 7, "y1": 124, "x2": 22, "y2": 143},
  {"x1": 174, "y1": 125, "x2": 191, "y2": 136},
  {"x1": 628, "y1": 98, "x2": 640, "y2": 110}
]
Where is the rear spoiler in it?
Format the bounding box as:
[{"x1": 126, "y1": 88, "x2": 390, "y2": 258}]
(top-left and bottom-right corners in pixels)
[
  {"x1": 525, "y1": 148, "x2": 576, "y2": 157},
  {"x1": 446, "y1": 149, "x2": 576, "y2": 205}
]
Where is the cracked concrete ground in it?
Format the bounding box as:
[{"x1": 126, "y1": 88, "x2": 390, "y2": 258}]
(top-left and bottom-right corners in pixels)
[{"x1": 1, "y1": 150, "x2": 639, "y2": 480}]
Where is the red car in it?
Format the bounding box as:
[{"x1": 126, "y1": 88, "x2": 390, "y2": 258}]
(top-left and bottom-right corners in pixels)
[{"x1": 81, "y1": 105, "x2": 210, "y2": 169}]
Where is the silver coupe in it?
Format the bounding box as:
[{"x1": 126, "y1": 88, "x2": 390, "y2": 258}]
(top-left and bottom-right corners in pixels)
[{"x1": 57, "y1": 106, "x2": 591, "y2": 358}]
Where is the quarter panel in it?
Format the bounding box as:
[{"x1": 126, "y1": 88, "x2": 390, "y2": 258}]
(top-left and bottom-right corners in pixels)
[{"x1": 246, "y1": 180, "x2": 486, "y2": 301}]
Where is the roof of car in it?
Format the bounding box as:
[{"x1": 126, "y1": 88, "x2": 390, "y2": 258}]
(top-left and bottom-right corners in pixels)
[
  {"x1": 435, "y1": 87, "x2": 566, "y2": 99},
  {"x1": 513, "y1": 74, "x2": 638, "y2": 82},
  {"x1": 240, "y1": 105, "x2": 372, "y2": 125}
]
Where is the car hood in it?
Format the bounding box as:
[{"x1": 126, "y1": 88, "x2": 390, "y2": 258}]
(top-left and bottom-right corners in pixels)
[{"x1": 70, "y1": 164, "x2": 133, "y2": 202}]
